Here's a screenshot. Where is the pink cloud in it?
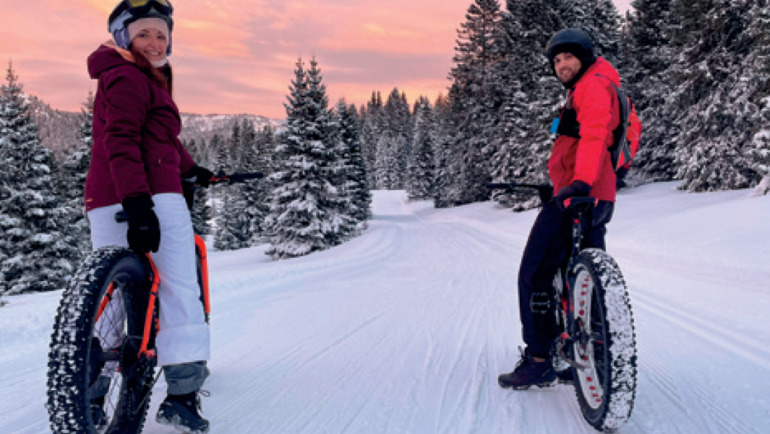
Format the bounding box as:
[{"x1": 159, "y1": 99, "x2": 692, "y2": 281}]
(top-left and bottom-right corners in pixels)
[{"x1": 1, "y1": 0, "x2": 633, "y2": 119}]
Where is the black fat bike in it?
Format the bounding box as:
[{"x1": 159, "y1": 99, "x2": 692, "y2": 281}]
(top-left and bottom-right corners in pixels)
[
  {"x1": 46, "y1": 172, "x2": 261, "y2": 434},
  {"x1": 489, "y1": 182, "x2": 638, "y2": 432}
]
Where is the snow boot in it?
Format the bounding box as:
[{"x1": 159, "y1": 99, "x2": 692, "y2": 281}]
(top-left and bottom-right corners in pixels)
[
  {"x1": 498, "y1": 347, "x2": 557, "y2": 390},
  {"x1": 156, "y1": 391, "x2": 210, "y2": 434}
]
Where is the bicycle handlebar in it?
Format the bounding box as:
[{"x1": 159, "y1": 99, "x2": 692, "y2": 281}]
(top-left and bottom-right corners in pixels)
[
  {"x1": 486, "y1": 182, "x2": 554, "y2": 205},
  {"x1": 486, "y1": 182, "x2": 552, "y2": 195},
  {"x1": 116, "y1": 172, "x2": 264, "y2": 222},
  {"x1": 207, "y1": 171, "x2": 264, "y2": 186},
  {"x1": 486, "y1": 181, "x2": 598, "y2": 212}
]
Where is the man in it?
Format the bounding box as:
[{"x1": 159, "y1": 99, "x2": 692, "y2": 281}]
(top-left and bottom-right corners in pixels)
[{"x1": 498, "y1": 28, "x2": 621, "y2": 389}]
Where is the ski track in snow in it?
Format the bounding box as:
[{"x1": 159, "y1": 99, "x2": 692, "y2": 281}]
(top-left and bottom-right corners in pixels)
[{"x1": 1, "y1": 183, "x2": 769, "y2": 433}]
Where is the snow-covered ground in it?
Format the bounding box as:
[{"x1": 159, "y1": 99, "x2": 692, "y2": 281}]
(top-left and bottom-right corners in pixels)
[{"x1": 1, "y1": 182, "x2": 769, "y2": 433}]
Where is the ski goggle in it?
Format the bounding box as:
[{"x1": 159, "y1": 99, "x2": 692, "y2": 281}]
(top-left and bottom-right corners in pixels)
[
  {"x1": 123, "y1": 0, "x2": 173, "y2": 17},
  {"x1": 109, "y1": 0, "x2": 173, "y2": 28}
]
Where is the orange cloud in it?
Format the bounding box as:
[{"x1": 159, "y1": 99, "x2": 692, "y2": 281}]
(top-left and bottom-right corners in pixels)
[{"x1": 1, "y1": 0, "x2": 632, "y2": 119}]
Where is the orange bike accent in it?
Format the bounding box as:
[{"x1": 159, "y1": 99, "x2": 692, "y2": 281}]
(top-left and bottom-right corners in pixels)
[
  {"x1": 96, "y1": 283, "x2": 116, "y2": 321},
  {"x1": 138, "y1": 253, "x2": 161, "y2": 359},
  {"x1": 195, "y1": 234, "x2": 211, "y2": 317}
]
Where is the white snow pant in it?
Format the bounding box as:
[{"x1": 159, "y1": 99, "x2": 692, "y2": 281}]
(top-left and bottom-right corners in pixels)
[{"x1": 88, "y1": 193, "x2": 210, "y2": 394}]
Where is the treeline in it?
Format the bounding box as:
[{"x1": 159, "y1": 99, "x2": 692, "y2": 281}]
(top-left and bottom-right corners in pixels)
[
  {"x1": 2, "y1": 0, "x2": 768, "y2": 297},
  {"x1": 362, "y1": 0, "x2": 770, "y2": 209}
]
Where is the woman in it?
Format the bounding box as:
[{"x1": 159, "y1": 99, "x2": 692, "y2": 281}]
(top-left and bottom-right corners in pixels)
[{"x1": 86, "y1": 1, "x2": 213, "y2": 432}]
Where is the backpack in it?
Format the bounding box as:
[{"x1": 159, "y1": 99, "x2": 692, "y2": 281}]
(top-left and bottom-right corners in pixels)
[
  {"x1": 554, "y1": 75, "x2": 642, "y2": 174},
  {"x1": 599, "y1": 76, "x2": 642, "y2": 173}
]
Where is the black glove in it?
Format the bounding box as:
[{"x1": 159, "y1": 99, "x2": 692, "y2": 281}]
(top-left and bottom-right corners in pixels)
[
  {"x1": 182, "y1": 165, "x2": 214, "y2": 188},
  {"x1": 122, "y1": 195, "x2": 160, "y2": 254},
  {"x1": 555, "y1": 180, "x2": 591, "y2": 211}
]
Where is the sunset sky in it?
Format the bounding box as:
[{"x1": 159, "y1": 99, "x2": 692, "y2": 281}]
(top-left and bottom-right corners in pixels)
[{"x1": 0, "y1": 0, "x2": 631, "y2": 119}]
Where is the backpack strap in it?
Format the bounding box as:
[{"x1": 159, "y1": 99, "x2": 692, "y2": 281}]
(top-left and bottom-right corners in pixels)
[{"x1": 594, "y1": 74, "x2": 633, "y2": 171}]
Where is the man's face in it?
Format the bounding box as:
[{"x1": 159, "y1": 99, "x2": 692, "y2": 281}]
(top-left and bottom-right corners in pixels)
[{"x1": 553, "y1": 52, "x2": 582, "y2": 84}]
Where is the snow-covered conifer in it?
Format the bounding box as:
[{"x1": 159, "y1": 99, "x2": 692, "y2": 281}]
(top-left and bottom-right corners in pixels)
[
  {"x1": 334, "y1": 100, "x2": 371, "y2": 226},
  {"x1": 406, "y1": 96, "x2": 436, "y2": 201},
  {"x1": 59, "y1": 91, "x2": 94, "y2": 257},
  {"x1": 447, "y1": 0, "x2": 503, "y2": 205},
  {"x1": 374, "y1": 89, "x2": 411, "y2": 190},
  {"x1": 264, "y1": 58, "x2": 348, "y2": 259},
  {"x1": 0, "y1": 63, "x2": 71, "y2": 295},
  {"x1": 673, "y1": 0, "x2": 766, "y2": 191}
]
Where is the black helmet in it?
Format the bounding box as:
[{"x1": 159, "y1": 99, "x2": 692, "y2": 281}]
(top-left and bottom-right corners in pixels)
[
  {"x1": 108, "y1": 0, "x2": 174, "y2": 55},
  {"x1": 545, "y1": 28, "x2": 595, "y2": 68}
]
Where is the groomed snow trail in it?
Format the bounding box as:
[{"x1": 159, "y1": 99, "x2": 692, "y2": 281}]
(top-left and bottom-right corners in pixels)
[
  {"x1": 200, "y1": 190, "x2": 571, "y2": 434},
  {"x1": 1, "y1": 184, "x2": 769, "y2": 433}
]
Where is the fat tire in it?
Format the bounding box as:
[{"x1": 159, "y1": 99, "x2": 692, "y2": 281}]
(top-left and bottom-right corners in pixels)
[
  {"x1": 569, "y1": 248, "x2": 637, "y2": 432},
  {"x1": 47, "y1": 246, "x2": 156, "y2": 434}
]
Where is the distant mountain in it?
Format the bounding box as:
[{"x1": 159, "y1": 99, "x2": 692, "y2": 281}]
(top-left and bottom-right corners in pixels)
[
  {"x1": 24, "y1": 93, "x2": 282, "y2": 161},
  {"x1": 179, "y1": 113, "x2": 283, "y2": 145}
]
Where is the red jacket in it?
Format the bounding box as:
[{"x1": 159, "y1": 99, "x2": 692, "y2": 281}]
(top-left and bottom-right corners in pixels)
[
  {"x1": 548, "y1": 57, "x2": 620, "y2": 202},
  {"x1": 85, "y1": 42, "x2": 195, "y2": 211}
]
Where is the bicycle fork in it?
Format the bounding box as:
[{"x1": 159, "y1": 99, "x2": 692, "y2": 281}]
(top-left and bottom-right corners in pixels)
[
  {"x1": 555, "y1": 210, "x2": 590, "y2": 370},
  {"x1": 93, "y1": 255, "x2": 159, "y2": 363},
  {"x1": 138, "y1": 254, "x2": 161, "y2": 360}
]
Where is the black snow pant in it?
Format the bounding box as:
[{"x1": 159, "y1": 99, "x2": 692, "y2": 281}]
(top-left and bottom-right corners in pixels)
[{"x1": 518, "y1": 199, "x2": 614, "y2": 359}]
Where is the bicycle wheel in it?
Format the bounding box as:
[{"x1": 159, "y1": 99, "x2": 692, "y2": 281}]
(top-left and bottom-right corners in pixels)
[
  {"x1": 47, "y1": 246, "x2": 157, "y2": 434},
  {"x1": 568, "y1": 248, "x2": 637, "y2": 432}
]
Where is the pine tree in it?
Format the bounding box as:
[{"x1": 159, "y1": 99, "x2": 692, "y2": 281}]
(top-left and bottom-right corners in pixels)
[
  {"x1": 406, "y1": 96, "x2": 436, "y2": 200},
  {"x1": 432, "y1": 94, "x2": 456, "y2": 208},
  {"x1": 214, "y1": 122, "x2": 252, "y2": 250},
  {"x1": 750, "y1": 95, "x2": 770, "y2": 196},
  {"x1": 238, "y1": 119, "x2": 271, "y2": 244},
  {"x1": 741, "y1": 0, "x2": 770, "y2": 195},
  {"x1": 334, "y1": 100, "x2": 371, "y2": 226},
  {"x1": 673, "y1": 0, "x2": 763, "y2": 191},
  {"x1": 360, "y1": 92, "x2": 383, "y2": 188},
  {"x1": 264, "y1": 58, "x2": 347, "y2": 259},
  {"x1": 575, "y1": 0, "x2": 622, "y2": 62},
  {"x1": 190, "y1": 186, "x2": 213, "y2": 236},
  {"x1": 249, "y1": 125, "x2": 277, "y2": 242},
  {"x1": 213, "y1": 186, "x2": 252, "y2": 250},
  {"x1": 623, "y1": 0, "x2": 681, "y2": 182},
  {"x1": 211, "y1": 133, "x2": 229, "y2": 173},
  {"x1": 375, "y1": 89, "x2": 411, "y2": 190},
  {"x1": 0, "y1": 63, "x2": 72, "y2": 295},
  {"x1": 446, "y1": 0, "x2": 503, "y2": 205},
  {"x1": 59, "y1": 91, "x2": 94, "y2": 258},
  {"x1": 182, "y1": 135, "x2": 214, "y2": 236}
]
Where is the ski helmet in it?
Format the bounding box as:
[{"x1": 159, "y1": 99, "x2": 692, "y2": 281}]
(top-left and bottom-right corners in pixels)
[
  {"x1": 108, "y1": 0, "x2": 174, "y2": 55},
  {"x1": 545, "y1": 28, "x2": 595, "y2": 69}
]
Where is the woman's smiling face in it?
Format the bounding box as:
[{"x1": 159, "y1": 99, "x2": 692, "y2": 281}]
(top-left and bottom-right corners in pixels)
[{"x1": 131, "y1": 27, "x2": 168, "y2": 64}]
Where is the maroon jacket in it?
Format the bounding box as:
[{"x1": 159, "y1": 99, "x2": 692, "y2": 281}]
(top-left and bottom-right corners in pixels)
[
  {"x1": 85, "y1": 42, "x2": 195, "y2": 211},
  {"x1": 548, "y1": 57, "x2": 620, "y2": 202}
]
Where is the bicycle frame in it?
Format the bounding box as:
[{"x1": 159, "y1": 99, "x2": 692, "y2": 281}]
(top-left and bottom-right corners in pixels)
[
  {"x1": 195, "y1": 234, "x2": 211, "y2": 319},
  {"x1": 93, "y1": 236, "x2": 211, "y2": 363},
  {"x1": 556, "y1": 197, "x2": 597, "y2": 370},
  {"x1": 100, "y1": 171, "x2": 261, "y2": 364}
]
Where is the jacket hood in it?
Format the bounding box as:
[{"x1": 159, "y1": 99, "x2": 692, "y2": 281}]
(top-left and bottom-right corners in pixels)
[{"x1": 88, "y1": 41, "x2": 136, "y2": 80}]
